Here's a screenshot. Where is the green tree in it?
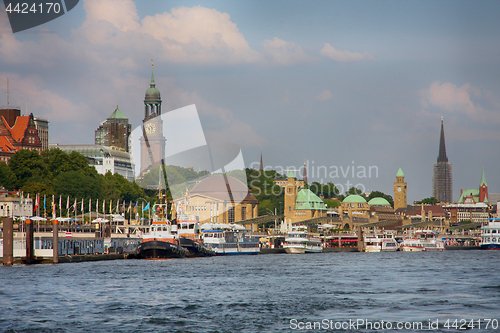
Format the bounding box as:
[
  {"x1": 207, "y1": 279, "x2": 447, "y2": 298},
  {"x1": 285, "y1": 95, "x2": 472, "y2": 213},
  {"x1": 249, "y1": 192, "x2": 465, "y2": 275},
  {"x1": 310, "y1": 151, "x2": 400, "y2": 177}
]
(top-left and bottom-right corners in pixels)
[
  {"x1": 53, "y1": 170, "x2": 102, "y2": 199},
  {"x1": 0, "y1": 162, "x2": 16, "y2": 190},
  {"x1": 323, "y1": 198, "x2": 340, "y2": 208},
  {"x1": 21, "y1": 181, "x2": 53, "y2": 198},
  {"x1": 346, "y1": 186, "x2": 364, "y2": 196},
  {"x1": 8, "y1": 149, "x2": 46, "y2": 189},
  {"x1": 417, "y1": 197, "x2": 438, "y2": 205}
]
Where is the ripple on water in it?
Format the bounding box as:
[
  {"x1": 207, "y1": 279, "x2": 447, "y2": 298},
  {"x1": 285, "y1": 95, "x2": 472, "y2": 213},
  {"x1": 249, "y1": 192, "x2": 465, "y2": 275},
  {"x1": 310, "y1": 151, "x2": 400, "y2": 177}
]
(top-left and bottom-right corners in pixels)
[{"x1": 1, "y1": 251, "x2": 499, "y2": 332}]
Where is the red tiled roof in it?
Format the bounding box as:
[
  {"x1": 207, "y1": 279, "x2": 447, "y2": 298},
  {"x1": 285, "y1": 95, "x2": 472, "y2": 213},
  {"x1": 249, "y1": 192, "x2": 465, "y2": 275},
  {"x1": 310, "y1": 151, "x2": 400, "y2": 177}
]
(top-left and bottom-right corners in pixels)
[
  {"x1": 10, "y1": 116, "x2": 30, "y2": 142},
  {"x1": 0, "y1": 136, "x2": 15, "y2": 153}
]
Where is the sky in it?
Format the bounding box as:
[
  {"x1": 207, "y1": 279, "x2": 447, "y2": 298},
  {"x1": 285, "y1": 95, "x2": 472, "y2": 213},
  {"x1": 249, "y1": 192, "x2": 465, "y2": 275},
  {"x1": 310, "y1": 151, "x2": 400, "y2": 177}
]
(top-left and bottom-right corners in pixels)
[{"x1": 0, "y1": 0, "x2": 499, "y2": 203}]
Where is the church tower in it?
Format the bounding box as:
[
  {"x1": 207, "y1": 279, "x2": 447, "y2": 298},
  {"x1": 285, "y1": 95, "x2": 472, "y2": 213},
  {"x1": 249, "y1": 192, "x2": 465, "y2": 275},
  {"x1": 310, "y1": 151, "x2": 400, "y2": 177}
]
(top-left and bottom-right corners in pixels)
[
  {"x1": 479, "y1": 167, "x2": 488, "y2": 203},
  {"x1": 140, "y1": 61, "x2": 166, "y2": 174},
  {"x1": 432, "y1": 117, "x2": 453, "y2": 203},
  {"x1": 394, "y1": 167, "x2": 407, "y2": 210}
]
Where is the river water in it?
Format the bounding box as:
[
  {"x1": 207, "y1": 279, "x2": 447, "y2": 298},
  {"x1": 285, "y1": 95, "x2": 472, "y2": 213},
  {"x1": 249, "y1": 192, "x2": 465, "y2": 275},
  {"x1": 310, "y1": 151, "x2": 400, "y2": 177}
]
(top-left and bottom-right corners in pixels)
[{"x1": 1, "y1": 251, "x2": 499, "y2": 332}]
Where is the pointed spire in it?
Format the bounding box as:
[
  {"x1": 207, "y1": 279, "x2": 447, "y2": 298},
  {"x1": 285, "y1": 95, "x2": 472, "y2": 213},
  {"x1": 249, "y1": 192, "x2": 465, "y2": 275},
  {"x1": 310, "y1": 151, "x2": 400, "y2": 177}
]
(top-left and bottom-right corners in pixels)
[
  {"x1": 479, "y1": 166, "x2": 487, "y2": 187},
  {"x1": 259, "y1": 148, "x2": 263, "y2": 171},
  {"x1": 437, "y1": 116, "x2": 448, "y2": 163},
  {"x1": 150, "y1": 58, "x2": 156, "y2": 87},
  {"x1": 303, "y1": 159, "x2": 308, "y2": 185}
]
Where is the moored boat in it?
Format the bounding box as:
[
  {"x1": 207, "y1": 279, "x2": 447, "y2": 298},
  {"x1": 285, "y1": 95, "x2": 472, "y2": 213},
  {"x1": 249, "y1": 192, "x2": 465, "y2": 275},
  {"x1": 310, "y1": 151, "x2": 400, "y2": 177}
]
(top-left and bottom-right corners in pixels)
[
  {"x1": 283, "y1": 225, "x2": 323, "y2": 254},
  {"x1": 200, "y1": 223, "x2": 260, "y2": 255},
  {"x1": 177, "y1": 215, "x2": 215, "y2": 257},
  {"x1": 135, "y1": 220, "x2": 189, "y2": 259},
  {"x1": 364, "y1": 232, "x2": 399, "y2": 252},
  {"x1": 480, "y1": 218, "x2": 500, "y2": 250},
  {"x1": 400, "y1": 230, "x2": 445, "y2": 252}
]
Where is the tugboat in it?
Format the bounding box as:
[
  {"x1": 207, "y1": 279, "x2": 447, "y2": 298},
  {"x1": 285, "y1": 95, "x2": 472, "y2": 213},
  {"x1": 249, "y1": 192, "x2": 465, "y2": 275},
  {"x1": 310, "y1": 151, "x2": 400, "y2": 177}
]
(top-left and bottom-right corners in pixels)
[{"x1": 135, "y1": 193, "x2": 189, "y2": 259}]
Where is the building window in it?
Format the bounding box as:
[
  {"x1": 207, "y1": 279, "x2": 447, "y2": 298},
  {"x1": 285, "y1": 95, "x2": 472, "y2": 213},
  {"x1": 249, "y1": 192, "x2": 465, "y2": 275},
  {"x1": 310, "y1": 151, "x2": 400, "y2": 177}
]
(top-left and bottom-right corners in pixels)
[
  {"x1": 241, "y1": 206, "x2": 246, "y2": 220},
  {"x1": 228, "y1": 207, "x2": 235, "y2": 223}
]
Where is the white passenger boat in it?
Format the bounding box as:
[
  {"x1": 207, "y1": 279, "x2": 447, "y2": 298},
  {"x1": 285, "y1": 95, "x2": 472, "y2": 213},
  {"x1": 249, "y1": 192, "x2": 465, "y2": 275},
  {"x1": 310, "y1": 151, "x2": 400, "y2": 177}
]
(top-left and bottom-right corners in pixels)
[
  {"x1": 200, "y1": 223, "x2": 260, "y2": 255},
  {"x1": 480, "y1": 218, "x2": 500, "y2": 250},
  {"x1": 364, "y1": 232, "x2": 399, "y2": 252},
  {"x1": 283, "y1": 225, "x2": 323, "y2": 254},
  {"x1": 400, "y1": 230, "x2": 445, "y2": 251}
]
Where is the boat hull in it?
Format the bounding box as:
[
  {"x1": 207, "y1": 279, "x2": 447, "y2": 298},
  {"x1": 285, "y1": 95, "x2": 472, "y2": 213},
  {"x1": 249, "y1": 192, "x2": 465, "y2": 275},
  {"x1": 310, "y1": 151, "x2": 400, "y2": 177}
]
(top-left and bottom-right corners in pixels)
[
  {"x1": 285, "y1": 246, "x2": 306, "y2": 254},
  {"x1": 481, "y1": 244, "x2": 500, "y2": 250},
  {"x1": 136, "y1": 240, "x2": 189, "y2": 259},
  {"x1": 401, "y1": 246, "x2": 426, "y2": 252},
  {"x1": 179, "y1": 238, "x2": 216, "y2": 257}
]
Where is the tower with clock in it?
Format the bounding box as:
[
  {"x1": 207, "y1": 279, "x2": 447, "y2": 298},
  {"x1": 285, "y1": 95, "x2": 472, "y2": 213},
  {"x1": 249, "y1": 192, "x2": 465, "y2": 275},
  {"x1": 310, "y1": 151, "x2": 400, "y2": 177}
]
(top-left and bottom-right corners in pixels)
[
  {"x1": 394, "y1": 167, "x2": 407, "y2": 210},
  {"x1": 140, "y1": 61, "x2": 166, "y2": 174}
]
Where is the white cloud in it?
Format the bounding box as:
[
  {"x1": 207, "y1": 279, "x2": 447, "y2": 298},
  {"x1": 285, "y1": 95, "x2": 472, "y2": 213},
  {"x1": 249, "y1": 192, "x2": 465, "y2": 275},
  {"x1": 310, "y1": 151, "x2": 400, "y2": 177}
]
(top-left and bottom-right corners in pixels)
[
  {"x1": 419, "y1": 81, "x2": 500, "y2": 124},
  {"x1": 319, "y1": 43, "x2": 375, "y2": 62},
  {"x1": 315, "y1": 90, "x2": 333, "y2": 101},
  {"x1": 83, "y1": 0, "x2": 141, "y2": 32},
  {"x1": 260, "y1": 37, "x2": 315, "y2": 66},
  {"x1": 140, "y1": 5, "x2": 261, "y2": 65}
]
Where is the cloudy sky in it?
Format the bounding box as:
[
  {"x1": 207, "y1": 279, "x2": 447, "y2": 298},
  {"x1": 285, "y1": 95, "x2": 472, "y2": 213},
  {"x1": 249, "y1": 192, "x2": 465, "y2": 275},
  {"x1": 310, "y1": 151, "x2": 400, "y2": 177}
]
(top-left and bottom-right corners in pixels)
[{"x1": 1, "y1": 0, "x2": 499, "y2": 202}]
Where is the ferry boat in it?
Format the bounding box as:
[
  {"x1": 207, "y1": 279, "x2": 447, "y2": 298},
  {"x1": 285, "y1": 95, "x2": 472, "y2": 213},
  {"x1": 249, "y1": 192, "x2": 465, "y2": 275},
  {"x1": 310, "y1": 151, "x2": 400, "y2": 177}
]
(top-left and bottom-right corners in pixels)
[
  {"x1": 400, "y1": 230, "x2": 445, "y2": 252},
  {"x1": 200, "y1": 223, "x2": 260, "y2": 255},
  {"x1": 177, "y1": 215, "x2": 215, "y2": 257},
  {"x1": 480, "y1": 218, "x2": 500, "y2": 250},
  {"x1": 363, "y1": 232, "x2": 399, "y2": 252},
  {"x1": 283, "y1": 225, "x2": 323, "y2": 254}
]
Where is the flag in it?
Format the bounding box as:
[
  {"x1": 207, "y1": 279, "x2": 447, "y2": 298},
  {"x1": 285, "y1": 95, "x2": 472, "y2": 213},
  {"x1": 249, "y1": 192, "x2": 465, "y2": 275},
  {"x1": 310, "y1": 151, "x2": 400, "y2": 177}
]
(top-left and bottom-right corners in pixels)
[
  {"x1": 66, "y1": 196, "x2": 69, "y2": 209},
  {"x1": 34, "y1": 194, "x2": 39, "y2": 212},
  {"x1": 52, "y1": 195, "x2": 55, "y2": 217},
  {"x1": 81, "y1": 198, "x2": 84, "y2": 213},
  {"x1": 89, "y1": 198, "x2": 91, "y2": 213},
  {"x1": 96, "y1": 199, "x2": 99, "y2": 214},
  {"x1": 109, "y1": 200, "x2": 112, "y2": 214},
  {"x1": 122, "y1": 201, "x2": 125, "y2": 213},
  {"x1": 134, "y1": 202, "x2": 137, "y2": 214},
  {"x1": 127, "y1": 202, "x2": 131, "y2": 213},
  {"x1": 19, "y1": 191, "x2": 23, "y2": 207},
  {"x1": 103, "y1": 199, "x2": 105, "y2": 213},
  {"x1": 116, "y1": 199, "x2": 119, "y2": 213},
  {"x1": 59, "y1": 196, "x2": 62, "y2": 214},
  {"x1": 43, "y1": 194, "x2": 46, "y2": 210},
  {"x1": 73, "y1": 198, "x2": 77, "y2": 211},
  {"x1": 143, "y1": 202, "x2": 150, "y2": 211}
]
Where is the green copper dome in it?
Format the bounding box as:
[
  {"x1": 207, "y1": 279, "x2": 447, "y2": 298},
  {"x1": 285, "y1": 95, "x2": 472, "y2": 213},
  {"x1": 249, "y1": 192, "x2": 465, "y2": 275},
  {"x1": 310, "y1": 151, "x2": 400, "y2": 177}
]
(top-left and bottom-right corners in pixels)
[
  {"x1": 288, "y1": 171, "x2": 295, "y2": 178},
  {"x1": 368, "y1": 197, "x2": 391, "y2": 206},
  {"x1": 396, "y1": 167, "x2": 404, "y2": 177},
  {"x1": 145, "y1": 66, "x2": 161, "y2": 103},
  {"x1": 343, "y1": 194, "x2": 367, "y2": 204},
  {"x1": 295, "y1": 189, "x2": 327, "y2": 210},
  {"x1": 108, "y1": 106, "x2": 128, "y2": 120}
]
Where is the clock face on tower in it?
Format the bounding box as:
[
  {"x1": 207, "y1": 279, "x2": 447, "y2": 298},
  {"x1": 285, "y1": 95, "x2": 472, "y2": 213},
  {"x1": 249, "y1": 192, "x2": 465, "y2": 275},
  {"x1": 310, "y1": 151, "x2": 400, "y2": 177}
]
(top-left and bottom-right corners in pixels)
[
  {"x1": 397, "y1": 187, "x2": 402, "y2": 192},
  {"x1": 145, "y1": 123, "x2": 156, "y2": 134}
]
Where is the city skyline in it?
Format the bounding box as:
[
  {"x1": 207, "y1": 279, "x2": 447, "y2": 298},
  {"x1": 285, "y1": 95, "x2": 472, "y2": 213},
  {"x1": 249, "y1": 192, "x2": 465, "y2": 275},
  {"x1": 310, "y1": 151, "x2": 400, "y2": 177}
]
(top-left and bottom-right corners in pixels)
[{"x1": 0, "y1": 0, "x2": 499, "y2": 202}]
